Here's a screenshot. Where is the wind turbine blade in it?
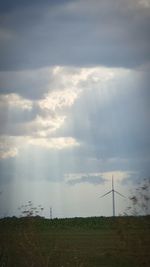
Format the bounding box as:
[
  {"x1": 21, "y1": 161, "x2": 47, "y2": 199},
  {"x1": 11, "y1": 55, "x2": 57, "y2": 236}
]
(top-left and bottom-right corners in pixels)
[
  {"x1": 100, "y1": 190, "x2": 112, "y2": 198},
  {"x1": 114, "y1": 190, "x2": 126, "y2": 198}
]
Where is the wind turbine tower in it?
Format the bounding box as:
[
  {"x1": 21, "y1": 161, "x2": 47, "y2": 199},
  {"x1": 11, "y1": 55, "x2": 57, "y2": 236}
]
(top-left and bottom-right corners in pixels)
[
  {"x1": 100, "y1": 175, "x2": 125, "y2": 216},
  {"x1": 112, "y1": 176, "x2": 115, "y2": 216}
]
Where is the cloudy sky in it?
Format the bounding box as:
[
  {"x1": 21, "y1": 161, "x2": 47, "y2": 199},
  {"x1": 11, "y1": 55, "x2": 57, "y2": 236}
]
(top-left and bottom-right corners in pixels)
[{"x1": 0, "y1": 0, "x2": 150, "y2": 218}]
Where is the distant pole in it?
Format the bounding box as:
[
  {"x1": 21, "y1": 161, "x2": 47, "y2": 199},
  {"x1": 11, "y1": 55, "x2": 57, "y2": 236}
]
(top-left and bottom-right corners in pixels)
[
  {"x1": 112, "y1": 176, "x2": 115, "y2": 217},
  {"x1": 50, "y1": 207, "x2": 52, "y2": 219}
]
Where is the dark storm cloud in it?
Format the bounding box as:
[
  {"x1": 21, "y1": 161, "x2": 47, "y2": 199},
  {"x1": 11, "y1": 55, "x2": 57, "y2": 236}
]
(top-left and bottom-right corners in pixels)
[
  {"x1": 0, "y1": 0, "x2": 71, "y2": 13},
  {"x1": 0, "y1": 0, "x2": 150, "y2": 70}
]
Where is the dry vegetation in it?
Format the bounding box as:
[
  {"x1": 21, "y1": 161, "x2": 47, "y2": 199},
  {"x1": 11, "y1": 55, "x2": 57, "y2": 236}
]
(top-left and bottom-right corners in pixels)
[{"x1": 0, "y1": 216, "x2": 150, "y2": 267}]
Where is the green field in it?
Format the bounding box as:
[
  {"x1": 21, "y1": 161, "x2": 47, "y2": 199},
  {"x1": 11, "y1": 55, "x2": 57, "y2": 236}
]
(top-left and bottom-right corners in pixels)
[{"x1": 0, "y1": 216, "x2": 150, "y2": 267}]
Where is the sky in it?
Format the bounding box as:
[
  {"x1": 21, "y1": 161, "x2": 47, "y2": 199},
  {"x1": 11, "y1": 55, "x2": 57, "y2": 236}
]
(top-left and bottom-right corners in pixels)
[{"x1": 0, "y1": 0, "x2": 150, "y2": 218}]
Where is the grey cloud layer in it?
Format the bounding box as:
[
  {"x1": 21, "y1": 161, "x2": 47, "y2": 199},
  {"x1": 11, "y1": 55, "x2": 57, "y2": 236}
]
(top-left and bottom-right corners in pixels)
[
  {"x1": 67, "y1": 175, "x2": 106, "y2": 185},
  {"x1": 1, "y1": 67, "x2": 149, "y2": 185},
  {"x1": 0, "y1": 68, "x2": 53, "y2": 100},
  {"x1": 0, "y1": 0, "x2": 72, "y2": 13},
  {"x1": 0, "y1": 0, "x2": 150, "y2": 188},
  {"x1": 57, "y1": 74, "x2": 150, "y2": 160},
  {"x1": 0, "y1": 0, "x2": 150, "y2": 70},
  {"x1": 0, "y1": 1, "x2": 150, "y2": 218}
]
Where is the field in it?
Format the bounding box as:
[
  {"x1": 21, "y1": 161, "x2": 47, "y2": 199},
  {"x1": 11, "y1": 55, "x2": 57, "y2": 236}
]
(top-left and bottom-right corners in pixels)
[{"x1": 0, "y1": 216, "x2": 150, "y2": 267}]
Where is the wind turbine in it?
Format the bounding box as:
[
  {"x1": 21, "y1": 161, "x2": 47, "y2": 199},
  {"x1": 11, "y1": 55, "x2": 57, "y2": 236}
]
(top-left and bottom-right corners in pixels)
[{"x1": 100, "y1": 175, "x2": 125, "y2": 216}]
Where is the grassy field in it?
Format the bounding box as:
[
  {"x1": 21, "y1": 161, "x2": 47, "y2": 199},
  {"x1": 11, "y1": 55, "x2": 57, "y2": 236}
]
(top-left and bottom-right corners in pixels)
[{"x1": 0, "y1": 216, "x2": 150, "y2": 267}]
